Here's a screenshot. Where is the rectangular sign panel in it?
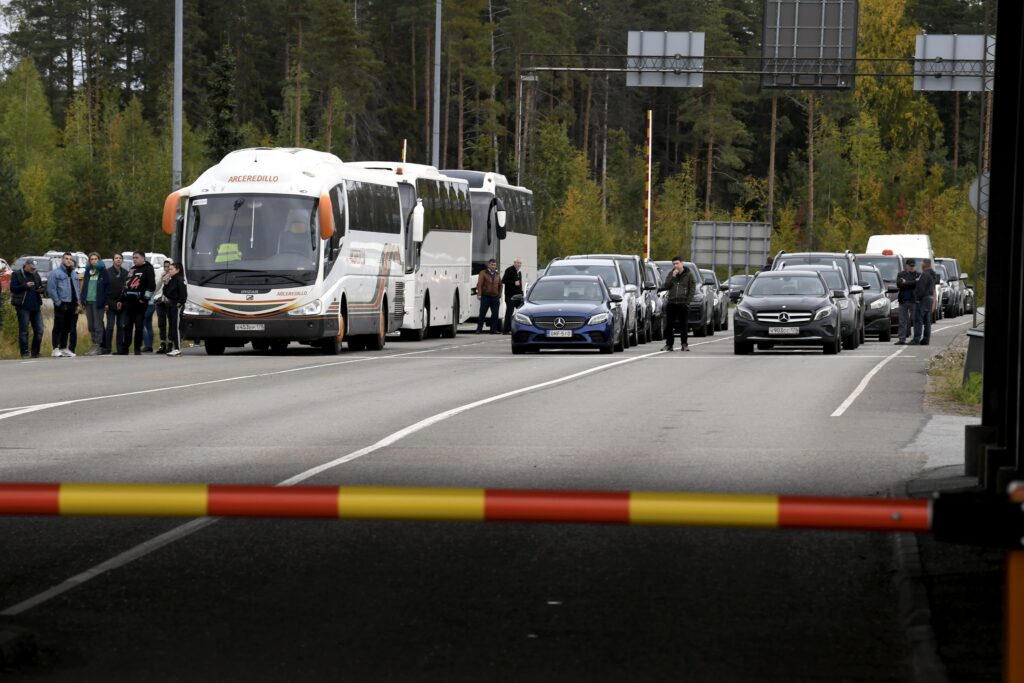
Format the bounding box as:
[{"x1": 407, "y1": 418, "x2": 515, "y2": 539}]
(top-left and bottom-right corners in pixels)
[
  {"x1": 626, "y1": 31, "x2": 705, "y2": 88},
  {"x1": 690, "y1": 221, "x2": 772, "y2": 274},
  {"x1": 913, "y1": 34, "x2": 995, "y2": 92},
  {"x1": 761, "y1": 0, "x2": 858, "y2": 90}
]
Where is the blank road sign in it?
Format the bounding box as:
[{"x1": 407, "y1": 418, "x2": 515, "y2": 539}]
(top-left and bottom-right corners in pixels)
[
  {"x1": 691, "y1": 222, "x2": 772, "y2": 273},
  {"x1": 913, "y1": 34, "x2": 995, "y2": 92},
  {"x1": 761, "y1": 0, "x2": 858, "y2": 90},
  {"x1": 626, "y1": 31, "x2": 705, "y2": 89}
]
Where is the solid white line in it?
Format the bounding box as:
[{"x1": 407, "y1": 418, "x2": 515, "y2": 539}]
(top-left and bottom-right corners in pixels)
[
  {"x1": 0, "y1": 347, "x2": 442, "y2": 422},
  {"x1": 830, "y1": 346, "x2": 907, "y2": 417},
  {"x1": 0, "y1": 347, "x2": 665, "y2": 616}
]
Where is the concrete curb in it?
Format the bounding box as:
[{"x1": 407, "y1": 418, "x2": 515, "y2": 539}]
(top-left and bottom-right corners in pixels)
[{"x1": 0, "y1": 625, "x2": 37, "y2": 670}]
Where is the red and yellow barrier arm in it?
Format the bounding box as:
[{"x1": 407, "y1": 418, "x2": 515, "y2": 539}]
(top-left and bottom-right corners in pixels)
[{"x1": 0, "y1": 484, "x2": 931, "y2": 532}]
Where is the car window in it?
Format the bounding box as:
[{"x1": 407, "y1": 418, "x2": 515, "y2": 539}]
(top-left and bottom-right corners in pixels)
[
  {"x1": 547, "y1": 264, "x2": 621, "y2": 288},
  {"x1": 860, "y1": 270, "x2": 883, "y2": 290},
  {"x1": 528, "y1": 279, "x2": 604, "y2": 302},
  {"x1": 747, "y1": 276, "x2": 826, "y2": 297},
  {"x1": 933, "y1": 265, "x2": 948, "y2": 282},
  {"x1": 615, "y1": 258, "x2": 639, "y2": 286}
]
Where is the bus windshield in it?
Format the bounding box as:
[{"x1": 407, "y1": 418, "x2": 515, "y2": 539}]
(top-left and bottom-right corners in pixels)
[
  {"x1": 471, "y1": 193, "x2": 498, "y2": 269},
  {"x1": 185, "y1": 194, "x2": 320, "y2": 285}
]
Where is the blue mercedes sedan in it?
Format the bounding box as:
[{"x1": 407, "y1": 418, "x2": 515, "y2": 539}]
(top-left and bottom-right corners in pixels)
[{"x1": 510, "y1": 275, "x2": 624, "y2": 354}]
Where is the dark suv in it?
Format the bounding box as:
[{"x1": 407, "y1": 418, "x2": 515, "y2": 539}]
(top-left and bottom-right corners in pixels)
[
  {"x1": 733, "y1": 270, "x2": 842, "y2": 355},
  {"x1": 653, "y1": 261, "x2": 716, "y2": 337},
  {"x1": 857, "y1": 253, "x2": 903, "y2": 334},
  {"x1": 782, "y1": 264, "x2": 862, "y2": 350},
  {"x1": 773, "y1": 251, "x2": 865, "y2": 344}
]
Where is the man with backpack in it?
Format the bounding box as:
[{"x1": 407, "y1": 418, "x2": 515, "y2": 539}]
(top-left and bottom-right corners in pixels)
[{"x1": 121, "y1": 251, "x2": 156, "y2": 355}]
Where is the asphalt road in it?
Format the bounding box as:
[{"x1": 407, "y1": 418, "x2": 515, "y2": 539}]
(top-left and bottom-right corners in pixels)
[{"x1": 0, "y1": 315, "x2": 978, "y2": 681}]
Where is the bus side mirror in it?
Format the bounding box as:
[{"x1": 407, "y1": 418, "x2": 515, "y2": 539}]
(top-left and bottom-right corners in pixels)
[
  {"x1": 412, "y1": 200, "x2": 425, "y2": 243},
  {"x1": 493, "y1": 197, "x2": 508, "y2": 239},
  {"x1": 318, "y1": 193, "x2": 335, "y2": 241},
  {"x1": 162, "y1": 191, "x2": 181, "y2": 236}
]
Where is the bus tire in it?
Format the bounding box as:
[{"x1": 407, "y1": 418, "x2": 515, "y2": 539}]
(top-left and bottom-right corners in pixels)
[
  {"x1": 270, "y1": 340, "x2": 289, "y2": 354},
  {"x1": 401, "y1": 297, "x2": 429, "y2": 341},
  {"x1": 251, "y1": 340, "x2": 270, "y2": 352},
  {"x1": 365, "y1": 304, "x2": 387, "y2": 351},
  {"x1": 205, "y1": 340, "x2": 225, "y2": 356},
  {"x1": 441, "y1": 296, "x2": 459, "y2": 338},
  {"x1": 348, "y1": 337, "x2": 366, "y2": 351}
]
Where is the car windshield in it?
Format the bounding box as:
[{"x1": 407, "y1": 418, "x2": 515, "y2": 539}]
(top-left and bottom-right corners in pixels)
[
  {"x1": 813, "y1": 270, "x2": 844, "y2": 290},
  {"x1": 547, "y1": 264, "x2": 620, "y2": 288},
  {"x1": 529, "y1": 279, "x2": 604, "y2": 303},
  {"x1": 860, "y1": 270, "x2": 883, "y2": 291},
  {"x1": 184, "y1": 194, "x2": 320, "y2": 285},
  {"x1": 747, "y1": 276, "x2": 827, "y2": 297},
  {"x1": 937, "y1": 260, "x2": 959, "y2": 278},
  {"x1": 933, "y1": 264, "x2": 948, "y2": 282},
  {"x1": 858, "y1": 256, "x2": 900, "y2": 281},
  {"x1": 701, "y1": 270, "x2": 716, "y2": 284},
  {"x1": 727, "y1": 275, "x2": 752, "y2": 286}
]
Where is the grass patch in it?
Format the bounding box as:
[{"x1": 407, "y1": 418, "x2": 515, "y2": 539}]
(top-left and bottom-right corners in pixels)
[
  {"x1": 0, "y1": 294, "x2": 93, "y2": 360},
  {"x1": 929, "y1": 348, "x2": 982, "y2": 407}
]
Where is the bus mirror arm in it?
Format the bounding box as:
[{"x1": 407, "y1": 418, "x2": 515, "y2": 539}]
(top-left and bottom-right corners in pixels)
[{"x1": 412, "y1": 200, "x2": 425, "y2": 243}]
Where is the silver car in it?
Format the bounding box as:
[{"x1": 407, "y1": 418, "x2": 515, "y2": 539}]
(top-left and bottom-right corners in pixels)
[
  {"x1": 700, "y1": 269, "x2": 730, "y2": 332},
  {"x1": 565, "y1": 254, "x2": 654, "y2": 345},
  {"x1": 544, "y1": 258, "x2": 639, "y2": 348}
]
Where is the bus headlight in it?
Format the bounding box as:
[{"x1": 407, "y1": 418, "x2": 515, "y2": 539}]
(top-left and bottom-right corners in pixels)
[
  {"x1": 183, "y1": 301, "x2": 212, "y2": 316},
  {"x1": 288, "y1": 300, "x2": 323, "y2": 316}
]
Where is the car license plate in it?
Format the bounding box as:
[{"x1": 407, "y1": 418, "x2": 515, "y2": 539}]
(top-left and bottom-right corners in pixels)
[
  {"x1": 235, "y1": 323, "x2": 265, "y2": 332},
  {"x1": 546, "y1": 330, "x2": 573, "y2": 338},
  {"x1": 768, "y1": 326, "x2": 799, "y2": 335}
]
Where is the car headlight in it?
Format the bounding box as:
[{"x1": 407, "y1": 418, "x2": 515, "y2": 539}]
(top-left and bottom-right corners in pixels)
[
  {"x1": 692, "y1": 294, "x2": 704, "y2": 303},
  {"x1": 736, "y1": 306, "x2": 754, "y2": 321},
  {"x1": 838, "y1": 299, "x2": 850, "y2": 309},
  {"x1": 183, "y1": 301, "x2": 212, "y2": 316},
  {"x1": 587, "y1": 312, "x2": 610, "y2": 325},
  {"x1": 813, "y1": 305, "x2": 833, "y2": 321},
  {"x1": 513, "y1": 312, "x2": 531, "y2": 325},
  {"x1": 870, "y1": 298, "x2": 888, "y2": 309},
  {"x1": 288, "y1": 300, "x2": 323, "y2": 316}
]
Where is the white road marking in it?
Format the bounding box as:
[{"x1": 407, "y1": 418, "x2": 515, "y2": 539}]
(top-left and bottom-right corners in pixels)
[
  {"x1": 0, "y1": 347, "x2": 443, "y2": 422},
  {"x1": 830, "y1": 347, "x2": 907, "y2": 417},
  {"x1": 0, "y1": 348, "x2": 665, "y2": 616}
]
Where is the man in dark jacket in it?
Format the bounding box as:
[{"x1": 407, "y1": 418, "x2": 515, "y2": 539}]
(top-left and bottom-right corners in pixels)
[
  {"x1": 894, "y1": 258, "x2": 917, "y2": 345},
  {"x1": 162, "y1": 263, "x2": 187, "y2": 357},
  {"x1": 501, "y1": 257, "x2": 524, "y2": 334},
  {"x1": 104, "y1": 253, "x2": 128, "y2": 354},
  {"x1": 659, "y1": 256, "x2": 697, "y2": 351},
  {"x1": 10, "y1": 259, "x2": 44, "y2": 358},
  {"x1": 81, "y1": 252, "x2": 109, "y2": 355},
  {"x1": 121, "y1": 251, "x2": 156, "y2": 355},
  {"x1": 475, "y1": 258, "x2": 503, "y2": 334},
  {"x1": 912, "y1": 258, "x2": 937, "y2": 346}
]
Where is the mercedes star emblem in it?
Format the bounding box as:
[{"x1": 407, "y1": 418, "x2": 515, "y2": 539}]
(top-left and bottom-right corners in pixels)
[
  {"x1": 554, "y1": 317, "x2": 566, "y2": 329},
  {"x1": 778, "y1": 312, "x2": 790, "y2": 323}
]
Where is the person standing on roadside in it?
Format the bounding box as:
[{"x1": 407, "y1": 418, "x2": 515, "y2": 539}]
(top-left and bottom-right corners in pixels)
[
  {"x1": 10, "y1": 259, "x2": 44, "y2": 359},
  {"x1": 162, "y1": 263, "x2": 187, "y2": 357},
  {"x1": 659, "y1": 256, "x2": 696, "y2": 352},
  {"x1": 894, "y1": 258, "x2": 918, "y2": 345},
  {"x1": 104, "y1": 253, "x2": 128, "y2": 354},
  {"x1": 912, "y1": 258, "x2": 938, "y2": 346},
  {"x1": 475, "y1": 258, "x2": 502, "y2": 334},
  {"x1": 81, "y1": 253, "x2": 109, "y2": 355},
  {"x1": 121, "y1": 250, "x2": 156, "y2": 355},
  {"x1": 47, "y1": 253, "x2": 82, "y2": 357},
  {"x1": 146, "y1": 259, "x2": 173, "y2": 353},
  {"x1": 501, "y1": 257, "x2": 524, "y2": 334}
]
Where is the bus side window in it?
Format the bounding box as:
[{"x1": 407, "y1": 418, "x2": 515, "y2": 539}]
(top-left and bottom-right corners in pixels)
[{"x1": 325, "y1": 183, "x2": 345, "y2": 272}]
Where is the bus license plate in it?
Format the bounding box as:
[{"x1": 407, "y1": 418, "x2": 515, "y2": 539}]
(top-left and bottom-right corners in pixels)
[
  {"x1": 768, "y1": 327, "x2": 798, "y2": 335},
  {"x1": 235, "y1": 323, "x2": 265, "y2": 332},
  {"x1": 546, "y1": 330, "x2": 573, "y2": 338}
]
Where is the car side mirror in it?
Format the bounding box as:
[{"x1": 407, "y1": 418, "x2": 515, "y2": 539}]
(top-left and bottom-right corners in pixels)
[
  {"x1": 832, "y1": 290, "x2": 847, "y2": 299},
  {"x1": 861, "y1": 282, "x2": 872, "y2": 290},
  {"x1": 960, "y1": 272, "x2": 969, "y2": 280},
  {"x1": 849, "y1": 285, "x2": 863, "y2": 295},
  {"x1": 704, "y1": 279, "x2": 714, "y2": 286},
  {"x1": 886, "y1": 285, "x2": 899, "y2": 294},
  {"x1": 610, "y1": 294, "x2": 623, "y2": 303},
  {"x1": 624, "y1": 284, "x2": 638, "y2": 294},
  {"x1": 412, "y1": 201, "x2": 425, "y2": 243},
  {"x1": 643, "y1": 283, "x2": 657, "y2": 291},
  {"x1": 510, "y1": 294, "x2": 523, "y2": 305},
  {"x1": 719, "y1": 283, "x2": 729, "y2": 291}
]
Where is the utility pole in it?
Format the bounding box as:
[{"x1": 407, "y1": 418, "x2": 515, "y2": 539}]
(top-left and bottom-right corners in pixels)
[
  {"x1": 807, "y1": 94, "x2": 815, "y2": 249},
  {"x1": 767, "y1": 95, "x2": 777, "y2": 225},
  {"x1": 431, "y1": 0, "x2": 442, "y2": 168},
  {"x1": 172, "y1": 0, "x2": 182, "y2": 190}
]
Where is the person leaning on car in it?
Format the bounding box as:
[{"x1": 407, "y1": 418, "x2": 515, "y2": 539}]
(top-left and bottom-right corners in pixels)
[
  {"x1": 659, "y1": 256, "x2": 697, "y2": 352},
  {"x1": 894, "y1": 258, "x2": 918, "y2": 345}
]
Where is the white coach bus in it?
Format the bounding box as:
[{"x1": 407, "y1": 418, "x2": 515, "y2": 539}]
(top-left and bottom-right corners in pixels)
[
  {"x1": 442, "y1": 170, "x2": 537, "y2": 317},
  {"x1": 161, "y1": 147, "x2": 422, "y2": 355},
  {"x1": 347, "y1": 162, "x2": 473, "y2": 340}
]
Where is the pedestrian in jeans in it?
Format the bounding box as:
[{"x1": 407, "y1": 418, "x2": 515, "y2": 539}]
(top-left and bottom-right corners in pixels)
[
  {"x1": 659, "y1": 256, "x2": 696, "y2": 352},
  {"x1": 475, "y1": 258, "x2": 502, "y2": 334},
  {"x1": 912, "y1": 258, "x2": 938, "y2": 346},
  {"x1": 121, "y1": 251, "x2": 156, "y2": 355},
  {"x1": 104, "y1": 253, "x2": 128, "y2": 354},
  {"x1": 46, "y1": 253, "x2": 82, "y2": 357},
  {"x1": 9, "y1": 259, "x2": 44, "y2": 359},
  {"x1": 145, "y1": 259, "x2": 173, "y2": 353},
  {"x1": 894, "y1": 258, "x2": 918, "y2": 345},
  {"x1": 162, "y1": 263, "x2": 187, "y2": 356},
  {"x1": 81, "y1": 252, "x2": 109, "y2": 355}
]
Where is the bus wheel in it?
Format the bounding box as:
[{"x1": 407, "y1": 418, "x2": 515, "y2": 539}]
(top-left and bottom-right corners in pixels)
[
  {"x1": 366, "y1": 306, "x2": 387, "y2": 351},
  {"x1": 441, "y1": 296, "x2": 459, "y2": 338},
  {"x1": 401, "y1": 300, "x2": 429, "y2": 341},
  {"x1": 348, "y1": 337, "x2": 366, "y2": 351},
  {"x1": 251, "y1": 340, "x2": 270, "y2": 352},
  {"x1": 205, "y1": 340, "x2": 225, "y2": 356},
  {"x1": 270, "y1": 340, "x2": 289, "y2": 354}
]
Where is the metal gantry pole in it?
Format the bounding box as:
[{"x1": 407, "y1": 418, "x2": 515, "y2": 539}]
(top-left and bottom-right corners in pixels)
[
  {"x1": 172, "y1": 0, "x2": 183, "y2": 190},
  {"x1": 644, "y1": 110, "x2": 653, "y2": 260},
  {"x1": 431, "y1": 0, "x2": 442, "y2": 168}
]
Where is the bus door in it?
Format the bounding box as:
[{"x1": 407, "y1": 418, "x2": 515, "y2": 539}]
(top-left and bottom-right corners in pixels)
[{"x1": 398, "y1": 182, "x2": 418, "y2": 275}]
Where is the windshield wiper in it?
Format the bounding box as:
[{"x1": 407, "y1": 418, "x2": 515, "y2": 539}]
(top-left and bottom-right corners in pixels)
[
  {"x1": 234, "y1": 272, "x2": 309, "y2": 287},
  {"x1": 195, "y1": 268, "x2": 265, "y2": 287}
]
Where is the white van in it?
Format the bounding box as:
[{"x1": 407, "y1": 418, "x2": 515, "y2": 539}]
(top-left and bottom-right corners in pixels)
[{"x1": 865, "y1": 234, "x2": 934, "y2": 261}]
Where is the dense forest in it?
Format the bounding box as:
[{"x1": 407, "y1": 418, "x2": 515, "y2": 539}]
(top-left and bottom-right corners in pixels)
[{"x1": 0, "y1": 0, "x2": 991, "y2": 289}]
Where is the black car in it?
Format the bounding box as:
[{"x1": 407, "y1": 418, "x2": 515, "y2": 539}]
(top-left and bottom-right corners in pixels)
[
  {"x1": 772, "y1": 251, "x2": 865, "y2": 342},
  {"x1": 653, "y1": 261, "x2": 715, "y2": 337},
  {"x1": 792, "y1": 265, "x2": 863, "y2": 350},
  {"x1": 733, "y1": 270, "x2": 842, "y2": 355},
  {"x1": 858, "y1": 265, "x2": 894, "y2": 342},
  {"x1": 725, "y1": 274, "x2": 753, "y2": 303},
  {"x1": 857, "y1": 253, "x2": 903, "y2": 333}
]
